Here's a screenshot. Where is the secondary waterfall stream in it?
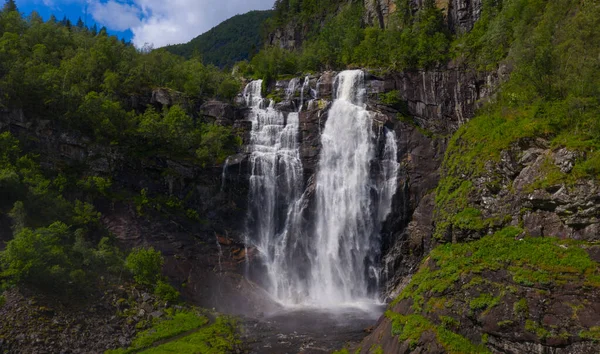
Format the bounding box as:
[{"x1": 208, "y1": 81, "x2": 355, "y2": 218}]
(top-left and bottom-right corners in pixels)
[{"x1": 242, "y1": 70, "x2": 398, "y2": 308}]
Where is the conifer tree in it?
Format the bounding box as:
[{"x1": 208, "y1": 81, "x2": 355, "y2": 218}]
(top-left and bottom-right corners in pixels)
[
  {"x1": 2, "y1": 0, "x2": 17, "y2": 13},
  {"x1": 76, "y1": 17, "x2": 85, "y2": 29}
]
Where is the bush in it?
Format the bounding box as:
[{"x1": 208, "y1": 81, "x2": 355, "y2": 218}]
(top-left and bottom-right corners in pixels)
[
  {"x1": 125, "y1": 247, "x2": 164, "y2": 286},
  {"x1": 1, "y1": 222, "x2": 72, "y2": 290},
  {"x1": 154, "y1": 280, "x2": 180, "y2": 303}
]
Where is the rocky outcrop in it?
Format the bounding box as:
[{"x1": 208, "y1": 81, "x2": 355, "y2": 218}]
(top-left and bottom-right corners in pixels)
[
  {"x1": 435, "y1": 140, "x2": 600, "y2": 244},
  {"x1": 364, "y1": 0, "x2": 397, "y2": 28},
  {"x1": 375, "y1": 65, "x2": 506, "y2": 135},
  {"x1": 273, "y1": 0, "x2": 484, "y2": 50}
]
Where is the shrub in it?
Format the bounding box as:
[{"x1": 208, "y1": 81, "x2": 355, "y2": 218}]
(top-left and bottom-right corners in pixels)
[
  {"x1": 125, "y1": 247, "x2": 164, "y2": 286},
  {"x1": 154, "y1": 280, "x2": 180, "y2": 303}
]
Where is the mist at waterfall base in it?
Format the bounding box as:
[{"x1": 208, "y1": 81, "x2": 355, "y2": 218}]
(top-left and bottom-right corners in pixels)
[{"x1": 239, "y1": 70, "x2": 398, "y2": 320}]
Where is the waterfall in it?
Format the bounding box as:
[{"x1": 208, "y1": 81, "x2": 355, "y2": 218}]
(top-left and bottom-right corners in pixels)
[
  {"x1": 305, "y1": 70, "x2": 396, "y2": 306},
  {"x1": 241, "y1": 71, "x2": 398, "y2": 307},
  {"x1": 243, "y1": 79, "x2": 304, "y2": 301}
]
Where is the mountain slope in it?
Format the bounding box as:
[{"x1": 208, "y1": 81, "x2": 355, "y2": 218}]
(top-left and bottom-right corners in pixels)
[{"x1": 165, "y1": 10, "x2": 273, "y2": 68}]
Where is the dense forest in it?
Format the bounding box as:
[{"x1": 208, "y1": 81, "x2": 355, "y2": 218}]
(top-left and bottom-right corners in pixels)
[
  {"x1": 0, "y1": 0, "x2": 242, "y2": 296},
  {"x1": 165, "y1": 10, "x2": 273, "y2": 68}
]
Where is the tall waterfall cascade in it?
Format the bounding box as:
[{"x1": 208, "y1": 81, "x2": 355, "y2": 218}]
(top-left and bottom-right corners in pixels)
[{"x1": 240, "y1": 71, "x2": 399, "y2": 308}]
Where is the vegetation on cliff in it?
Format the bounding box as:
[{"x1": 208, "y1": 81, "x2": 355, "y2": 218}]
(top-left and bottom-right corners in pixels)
[
  {"x1": 434, "y1": 0, "x2": 600, "y2": 239},
  {"x1": 387, "y1": 227, "x2": 600, "y2": 349},
  {"x1": 243, "y1": 0, "x2": 450, "y2": 82},
  {"x1": 0, "y1": 3, "x2": 239, "y2": 297},
  {"x1": 165, "y1": 10, "x2": 273, "y2": 68}
]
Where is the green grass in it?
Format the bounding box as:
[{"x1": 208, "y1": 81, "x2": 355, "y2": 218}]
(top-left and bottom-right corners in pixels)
[
  {"x1": 513, "y1": 298, "x2": 528, "y2": 316},
  {"x1": 393, "y1": 226, "x2": 600, "y2": 317},
  {"x1": 387, "y1": 312, "x2": 490, "y2": 353},
  {"x1": 580, "y1": 327, "x2": 600, "y2": 342},
  {"x1": 469, "y1": 293, "x2": 500, "y2": 312},
  {"x1": 105, "y1": 310, "x2": 241, "y2": 354},
  {"x1": 139, "y1": 316, "x2": 240, "y2": 354},
  {"x1": 388, "y1": 227, "x2": 600, "y2": 348},
  {"x1": 131, "y1": 311, "x2": 208, "y2": 349},
  {"x1": 525, "y1": 320, "x2": 551, "y2": 340}
]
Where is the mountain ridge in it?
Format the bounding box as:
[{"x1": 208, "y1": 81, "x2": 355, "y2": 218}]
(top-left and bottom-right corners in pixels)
[{"x1": 165, "y1": 10, "x2": 273, "y2": 68}]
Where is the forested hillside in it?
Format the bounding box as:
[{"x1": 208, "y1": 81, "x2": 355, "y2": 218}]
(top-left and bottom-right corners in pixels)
[{"x1": 165, "y1": 10, "x2": 273, "y2": 68}]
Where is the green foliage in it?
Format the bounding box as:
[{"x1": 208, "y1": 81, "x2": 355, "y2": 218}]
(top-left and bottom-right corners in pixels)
[
  {"x1": 434, "y1": 0, "x2": 600, "y2": 237},
  {"x1": 379, "y1": 90, "x2": 401, "y2": 106},
  {"x1": 0, "y1": 222, "x2": 124, "y2": 292},
  {"x1": 196, "y1": 124, "x2": 242, "y2": 167},
  {"x1": 0, "y1": 133, "x2": 127, "y2": 293},
  {"x1": 469, "y1": 293, "x2": 500, "y2": 311},
  {"x1": 580, "y1": 327, "x2": 600, "y2": 342},
  {"x1": 109, "y1": 311, "x2": 241, "y2": 354},
  {"x1": 394, "y1": 227, "x2": 599, "y2": 311},
  {"x1": 0, "y1": 12, "x2": 242, "y2": 163},
  {"x1": 154, "y1": 280, "x2": 180, "y2": 303},
  {"x1": 247, "y1": 45, "x2": 299, "y2": 83},
  {"x1": 131, "y1": 311, "x2": 208, "y2": 350},
  {"x1": 388, "y1": 312, "x2": 489, "y2": 353},
  {"x1": 138, "y1": 105, "x2": 195, "y2": 150},
  {"x1": 439, "y1": 315, "x2": 459, "y2": 329},
  {"x1": 125, "y1": 247, "x2": 164, "y2": 286},
  {"x1": 139, "y1": 316, "x2": 241, "y2": 354},
  {"x1": 525, "y1": 320, "x2": 550, "y2": 340},
  {"x1": 256, "y1": 0, "x2": 450, "y2": 74},
  {"x1": 514, "y1": 298, "x2": 528, "y2": 316},
  {"x1": 165, "y1": 11, "x2": 273, "y2": 68}
]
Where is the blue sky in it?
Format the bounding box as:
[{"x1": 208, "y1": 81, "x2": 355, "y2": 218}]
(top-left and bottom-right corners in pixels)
[{"x1": 15, "y1": 0, "x2": 274, "y2": 47}]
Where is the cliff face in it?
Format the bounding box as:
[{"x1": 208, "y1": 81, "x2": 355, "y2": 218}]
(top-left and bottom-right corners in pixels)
[
  {"x1": 262, "y1": 1, "x2": 600, "y2": 353},
  {"x1": 0, "y1": 97, "x2": 273, "y2": 318},
  {"x1": 271, "y1": 0, "x2": 484, "y2": 49}
]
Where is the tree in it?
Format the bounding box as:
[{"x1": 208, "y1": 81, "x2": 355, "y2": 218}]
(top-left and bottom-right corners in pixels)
[
  {"x1": 76, "y1": 17, "x2": 85, "y2": 30},
  {"x1": 125, "y1": 247, "x2": 164, "y2": 286},
  {"x1": 2, "y1": 0, "x2": 17, "y2": 13},
  {"x1": 90, "y1": 23, "x2": 98, "y2": 36}
]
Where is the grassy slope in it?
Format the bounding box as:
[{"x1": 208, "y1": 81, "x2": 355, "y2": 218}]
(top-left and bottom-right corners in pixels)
[
  {"x1": 107, "y1": 309, "x2": 241, "y2": 354},
  {"x1": 386, "y1": 227, "x2": 600, "y2": 350},
  {"x1": 435, "y1": 0, "x2": 600, "y2": 236}
]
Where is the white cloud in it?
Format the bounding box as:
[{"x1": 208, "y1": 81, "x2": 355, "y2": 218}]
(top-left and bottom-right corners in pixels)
[
  {"x1": 89, "y1": 0, "x2": 274, "y2": 48},
  {"x1": 90, "y1": 0, "x2": 141, "y2": 31}
]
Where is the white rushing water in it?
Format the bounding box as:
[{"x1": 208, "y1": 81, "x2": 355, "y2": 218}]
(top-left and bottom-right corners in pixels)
[
  {"x1": 242, "y1": 71, "x2": 398, "y2": 308},
  {"x1": 306, "y1": 70, "x2": 397, "y2": 306},
  {"x1": 243, "y1": 80, "x2": 304, "y2": 301}
]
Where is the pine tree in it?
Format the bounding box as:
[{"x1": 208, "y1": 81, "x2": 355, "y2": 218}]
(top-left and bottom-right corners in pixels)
[
  {"x1": 76, "y1": 17, "x2": 84, "y2": 29},
  {"x1": 99, "y1": 26, "x2": 108, "y2": 36},
  {"x1": 91, "y1": 23, "x2": 98, "y2": 36},
  {"x1": 2, "y1": 0, "x2": 17, "y2": 13},
  {"x1": 49, "y1": 14, "x2": 57, "y2": 23}
]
